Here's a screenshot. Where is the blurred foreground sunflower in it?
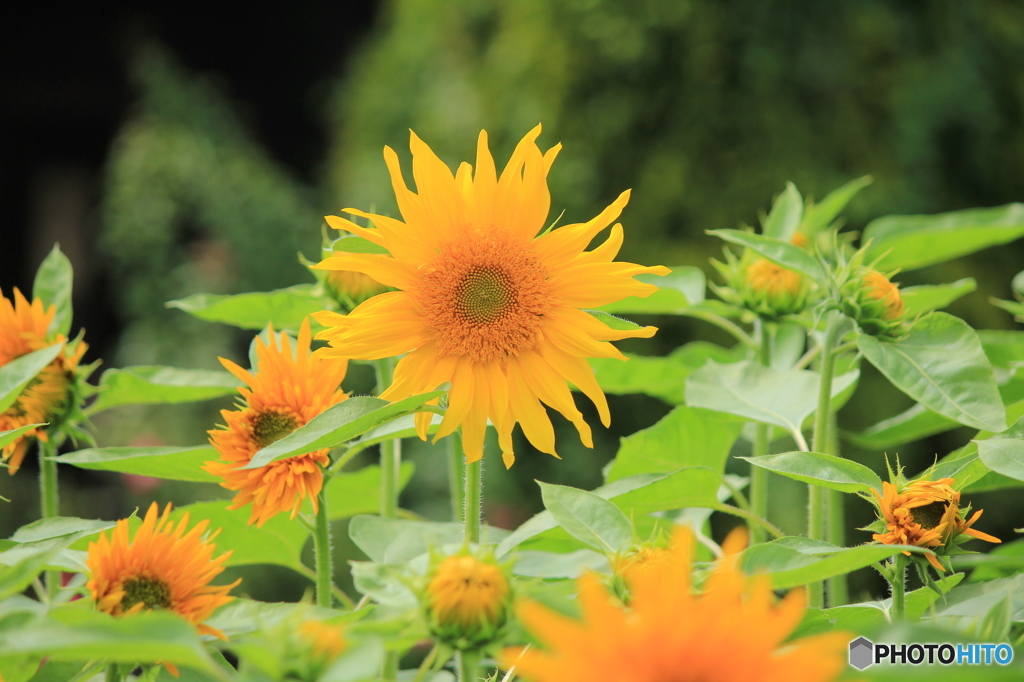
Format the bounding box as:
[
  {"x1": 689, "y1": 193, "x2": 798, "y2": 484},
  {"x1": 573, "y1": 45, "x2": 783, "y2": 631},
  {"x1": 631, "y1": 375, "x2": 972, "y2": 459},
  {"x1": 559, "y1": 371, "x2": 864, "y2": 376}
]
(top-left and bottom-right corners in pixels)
[
  {"x1": 504, "y1": 526, "x2": 848, "y2": 682},
  {"x1": 313, "y1": 125, "x2": 668, "y2": 467},
  {"x1": 205, "y1": 319, "x2": 348, "y2": 526},
  {"x1": 0, "y1": 288, "x2": 87, "y2": 474}
]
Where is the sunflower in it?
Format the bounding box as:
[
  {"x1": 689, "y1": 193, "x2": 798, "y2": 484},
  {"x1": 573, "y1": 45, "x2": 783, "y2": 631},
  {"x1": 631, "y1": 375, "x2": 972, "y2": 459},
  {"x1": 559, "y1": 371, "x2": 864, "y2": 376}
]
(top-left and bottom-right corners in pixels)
[
  {"x1": 504, "y1": 526, "x2": 848, "y2": 682},
  {"x1": 870, "y1": 477, "x2": 1000, "y2": 571},
  {"x1": 862, "y1": 269, "x2": 904, "y2": 321},
  {"x1": 86, "y1": 502, "x2": 238, "y2": 639},
  {"x1": 0, "y1": 288, "x2": 86, "y2": 475},
  {"x1": 204, "y1": 318, "x2": 348, "y2": 526},
  {"x1": 297, "y1": 619, "x2": 348, "y2": 664},
  {"x1": 426, "y1": 553, "x2": 510, "y2": 649},
  {"x1": 312, "y1": 126, "x2": 668, "y2": 467}
]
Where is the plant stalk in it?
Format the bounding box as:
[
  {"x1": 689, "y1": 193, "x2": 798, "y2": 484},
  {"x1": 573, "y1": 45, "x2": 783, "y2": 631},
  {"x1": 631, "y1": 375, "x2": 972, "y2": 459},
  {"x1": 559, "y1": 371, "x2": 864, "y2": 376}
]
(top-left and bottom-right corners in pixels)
[
  {"x1": 313, "y1": 486, "x2": 333, "y2": 608},
  {"x1": 448, "y1": 431, "x2": 465, "y2": 523},
  {"x1": 749, "y1": 321, "x2": 772, "y2": 544},
  {"x1": 374, "y1": 358, "x2": 402, "y2": 520},
  {"x1": 458, "y1": 650, "x2": 480, "y2": 682},
  {"x1": 825, "y1": 413, "x2": 849, "y2": 605},
  {"x1": 39, "y1": 439, "x2": 60, "y2": 599},
  {"x1": 890, "y1": 553, "x2": 908, "y2": 621},
  {"x1": 807, "y1": 311, "x2": 842, "y2": 608},
  {"x1": 464, "y1": 456, "x2": 482, "y2": 544}
]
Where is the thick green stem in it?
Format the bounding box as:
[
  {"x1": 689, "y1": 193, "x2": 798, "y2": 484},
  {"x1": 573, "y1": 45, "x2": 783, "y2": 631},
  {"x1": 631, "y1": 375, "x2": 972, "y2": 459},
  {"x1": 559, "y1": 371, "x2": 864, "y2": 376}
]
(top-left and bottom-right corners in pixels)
[
  {"x1": 448, "y1": 431, "x2": 465, "y2": 523},
  {"x1": 381, "y1": 652, "x2": 399, "y2": 681},
  {"x1": 807, "y1": 311, "x2": 842, "y2": 608},
  {"x1": 749, "y1": 322, "x2": 772, "y2": 544},
  {"x1": 105, "y1": 664, "x2": 120, "y2": 682},
  {"x1": 373, "y1": 359, "x2": 402, "y2": 520},
  {"x1": 39, "y1": 440, "x2": 60, "y2": 599},
  {"x1": 825, "y1": 414, "x2": 849, "y2": 606},
  {"x1": 464, "y1": 457, "x2": 482, "y2": 544},
  {"x1": 890, "y1": 554, "x2": 908, "y2": 621},
  {"x1": 458, "y1": 650, "x2": 480, "y2": 682},
  {"x1": 313, "y1": 487, "x2": 333, "y2": 608}
]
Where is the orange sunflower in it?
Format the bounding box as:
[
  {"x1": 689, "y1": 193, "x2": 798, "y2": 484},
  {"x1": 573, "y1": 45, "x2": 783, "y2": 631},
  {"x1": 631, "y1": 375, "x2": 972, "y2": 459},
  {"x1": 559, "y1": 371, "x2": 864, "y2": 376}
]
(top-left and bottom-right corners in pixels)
[
  {"x1": 870, "y1": 477, "x2": 1000, "y2": 571},
  {"x1": 86, "y1": 502, "x2": 238, "y2": 639},
  {"x1": 504, "y1": 526, "x2": 848, "y2": 682},
  {"x1": 0, "y1": 288, "x2": 86, "y2": 475},
  {"x1": 312, "y1": 126, "x2": 668, "y2": 467},
  {"x1": 204, "y1": 318, "x2": 348, "y2": 526}
]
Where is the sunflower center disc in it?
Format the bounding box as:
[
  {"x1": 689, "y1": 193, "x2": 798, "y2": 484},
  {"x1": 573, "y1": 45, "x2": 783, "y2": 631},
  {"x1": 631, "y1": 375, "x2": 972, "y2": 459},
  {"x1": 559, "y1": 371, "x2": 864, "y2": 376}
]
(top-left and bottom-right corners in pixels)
[
  {"x1": 251, "y1": 410, "x2": 299, "y2": 448},
  {"x1": 121, "y1": 575, "x2": 172, "y2": 611},
  {"x1": 456, "y1": 267, "x2": 517, "y2": 324},
  {"x1": 909, "y1": 500, "x2": 949, "y2": 529}
]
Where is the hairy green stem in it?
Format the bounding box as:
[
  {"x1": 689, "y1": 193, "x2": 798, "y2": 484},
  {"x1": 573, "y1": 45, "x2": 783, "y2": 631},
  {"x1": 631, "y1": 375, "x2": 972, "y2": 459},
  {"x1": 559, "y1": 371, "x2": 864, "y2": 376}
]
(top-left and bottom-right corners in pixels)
[
  {"x1": 825, "y1": 413, "x2": 849, "y2": 606},
  {"x1": 39, "y1": 439, "x2": 60, "y2": 599},
  {"x1": 105, "y1": 664, "x2": 120, "y2": 682},
  {"x1": 749, "y1": 321, "x2": 772, "y2": 544},
  {"x1": 807, "y1": 311, "x2": 842, "y2": 608},
  {"x1": 373, "y1": 358, "x2": 402, "y2": 520},
  {"x1": 313, "y1": 487, "x2": 333, "y2": 608},
  {"x1": 448, "y1": 431, "x2": 465, "y2": 523},
  {"x1": 890, "y1": 554, "x2": 908, "y2": 621},
  {"x1": 382, "y1": 652, "x2": 399, "y2": 681},
  {"x1": 464, "y1": 457, "x2": 482, "y2": 544},
  {"x1": 458, "y1": 650, "x2": 480, "y2": 682}
]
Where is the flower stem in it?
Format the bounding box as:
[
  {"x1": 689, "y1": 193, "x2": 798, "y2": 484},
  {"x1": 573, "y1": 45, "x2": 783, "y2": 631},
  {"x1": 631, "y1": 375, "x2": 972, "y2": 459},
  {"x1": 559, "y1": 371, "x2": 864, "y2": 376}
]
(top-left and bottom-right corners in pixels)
[
  {"x1": 39, "y1": 438, "x2": 60, "y2": 599},
  {"x1": 749, "y1": 320, "x2": 772, "y2": 544},
  {"x1": 464, "y1": 456, "x2": 482, "y2": 544},
  {"x1": 105, "y1": 664, "x2": 120, "y2": 682},
  {"x1": 890, "y1": 553, "x2": 908, "y2": 621},
  {"x1": 808, "y1": 311, "x2": 842, "y2": 608},
  {"x1": 373, "y1": 358, "x2": 401, "y2": 520},
  {"x1": 825, "y1": 413, "x2": 849, "y2": 606},
  {"x1": 448, "y1": 431, "x2": 465, "y2": 523},
  {"x1": 458, "y1": 650, "x2": 480, "y2": 682},
  {"x1": 313, "y1": 486, "x2": 333, "y2": 608}
]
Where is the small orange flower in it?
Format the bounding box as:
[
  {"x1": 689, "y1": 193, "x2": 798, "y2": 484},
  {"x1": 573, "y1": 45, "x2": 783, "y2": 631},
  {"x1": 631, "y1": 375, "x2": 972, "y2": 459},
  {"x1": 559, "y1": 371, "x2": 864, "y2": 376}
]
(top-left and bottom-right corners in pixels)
[
  {"x1": 297, "y1": 619, "x2": 347, "y2": 663},
  {"x1": 86, "y1": 502, "x2": 238, "y2": 639},
  {"x1": 870, "y1": 477, "x2": 1000, "y2": 571},
  {"x1": 0, "y1": 288, "x2": 86, "y2": 475},
  {"x1": 505, "y1": 526, "x2": 848, "y2": 682},
  {"x1": 862, "y1": 269, "x2": 904, "y2": 321},
  {"x1": 204, "y1": 318, "x2": 348, "y2": 526}
]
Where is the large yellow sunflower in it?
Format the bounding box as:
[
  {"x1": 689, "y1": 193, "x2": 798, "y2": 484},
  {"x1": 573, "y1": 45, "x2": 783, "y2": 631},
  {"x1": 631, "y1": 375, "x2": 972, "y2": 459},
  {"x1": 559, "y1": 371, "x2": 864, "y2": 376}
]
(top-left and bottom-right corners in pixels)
[
  {"x1": 870, "y1": 477, "x2": 999, "y2": 571},
  {"x1": 204, "y1": 319, "x2": 348, "y2": 526},
  {"x1": 0, "y1": 288, "x2": 86, "y2": 475},
  {"x1": 313, "y1": 126, "x2": 668, "y2": 467},
  {"x1": 86, "y1": 502, "x2": 238, "y2": 639},
  {"x1": 504, "y1": 526, "x2": 848, "y2": 682}
]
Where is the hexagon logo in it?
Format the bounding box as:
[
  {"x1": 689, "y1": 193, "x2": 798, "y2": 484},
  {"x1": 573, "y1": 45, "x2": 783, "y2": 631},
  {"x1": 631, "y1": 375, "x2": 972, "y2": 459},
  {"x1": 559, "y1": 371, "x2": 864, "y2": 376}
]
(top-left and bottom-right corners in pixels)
[{"x1": 849, "y1": 636, "x2": 874, "y2": 670}]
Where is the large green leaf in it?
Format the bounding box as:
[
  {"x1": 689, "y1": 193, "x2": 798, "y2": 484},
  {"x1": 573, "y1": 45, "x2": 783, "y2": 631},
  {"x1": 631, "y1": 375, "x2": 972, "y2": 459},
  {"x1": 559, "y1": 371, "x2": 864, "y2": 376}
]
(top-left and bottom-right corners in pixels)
[
  {"x1": 166, "y1": 284, "x2": 326, "y2": 331},
  {"x1": 857, "y1": 313, "x2": 1006, "y2": 433},
  {"x1": 900, "y1": 278, "x2": 977, "y2": 318},
  {"x1": 538, "y1": 482, "x2": 632, "y2": 553},
  {"x1": 800, "y1": 175, "x2": 872, "y2": 235},
  {"x1": 598, "y1": 266, "x2": 705, "y2": 314},
  {"x1": 0, "y1": 344, "x2": 64, "y2": 414},
  {"x1": 685, "y1": 359, "x2": 858, "y2": 443},
  {"x1": 976, "y1": 416, "x2": 1024, "y2": 482},
  {"x1": 0, "y1": 545, "x2": 62, "y2": 600},
  {"x1": 590, "y1": 342, "x2": 737, "y2": 405},
  {"x1": 843, "y1": 403, "x2": 960, "y2": 451},
  {"x1": 332, "y1": 234, "x2": 389, "y2": 255},
  {"x1": 605, "y1": 405, "x2": 742, "y2": 482},
  {"x1": 32, "y1": 245, "x2": 74, "y2": 338},
  {"x1": 934, "y1": 574, "x2": 1024, "y2": 621},
  {"x1": 348, "y1": 516, "x2": 509, "y2": 564},
  {"x1": 325, "y1": 462, "x2": 415, "y2": 520},
  {"x1": 706, "y1": 229, "x2": 824, "y2": 281},
  {"x1": 55, "y1": 445, "x2": 220, "y2": 482},
  {"x1": 88, "y1": 366, "x2": 240, "y2": 414},
  {"x1": 170, "y1": 501, "x2": 309, "y2": 572},
  {"x1": 0, "y1": 424, "x2": 46, "y2": 451},
  {"x1": 761, "y1": 182, "x2": 803, "y2": 241},
  {"x1": 741, "y1": 451, "x2": 883, "y2": 494},
  {"x1": 739, "y1": 538, "x2": 932, "y2": 589},
  {"x1": 245, "y1": 392, "x2": 444, "y2": 469},
  {"x1": 863, "y1": 203, "x2": 1024, "y2": 271}
]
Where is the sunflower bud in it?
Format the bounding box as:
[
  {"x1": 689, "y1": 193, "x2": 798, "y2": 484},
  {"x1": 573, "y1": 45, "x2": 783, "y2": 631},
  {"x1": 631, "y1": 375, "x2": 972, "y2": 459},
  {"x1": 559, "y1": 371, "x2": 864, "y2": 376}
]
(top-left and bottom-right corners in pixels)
[
  {"x1": 741, "y1": 258, "x2": 807, "y2": 317},
  {"x1": 291, "y1": 620, "x2": 347, "y2": 679},
  {"x1": 323, "y1": 269, "x2": 388, "y2": 309},
  {"x1": 425, "y1": 552, "x2": 511, "y2": 650},
  {"x1": 611, "y1": 544, "x2": 671, "y2": 601},
  {"x1": 840, "y1": 267, "x2": 905, "y2": 338}
]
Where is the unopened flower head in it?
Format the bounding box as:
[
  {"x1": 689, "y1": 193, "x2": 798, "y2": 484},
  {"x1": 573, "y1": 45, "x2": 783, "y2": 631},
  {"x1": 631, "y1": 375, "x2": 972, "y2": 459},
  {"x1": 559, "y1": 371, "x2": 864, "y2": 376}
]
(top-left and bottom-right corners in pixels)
[
  {"x1": 868, "y1": 476, "x2": 1000, "y2": 572},
  {"x1": 840, "y1": 266, "x2": 905, "y2": 338},
  {"x1": 426, "y1": 552, "x2": 511, "y2": 650},
  {"x1": 324, "y1": 269, "x2": 389, "y2": 310},
  {"x1": 504, "y1": 525, "x2": 849, "y2": 682},
  {"x1": 742, "y1": 258, "x2": 807, "y2": 317},
  {"x1": 0, "y1": 288, "x2": 87, "y2": 475}
]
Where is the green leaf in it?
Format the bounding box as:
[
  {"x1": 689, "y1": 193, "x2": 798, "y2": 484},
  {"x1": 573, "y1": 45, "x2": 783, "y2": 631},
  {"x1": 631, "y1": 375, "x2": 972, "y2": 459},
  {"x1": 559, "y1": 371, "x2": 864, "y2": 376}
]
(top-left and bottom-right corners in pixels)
[
  {"x1": 166, "y1": 284, "x2": 326, "y2": 331},
  {"x1": 863, "y1": 203, "x2": 1024, "y2": 271},
  {"x1": 325, "y1": 462, "x2": 415, "y2": 520},
  {"x1": 685, "y1": 360, "x2": 858, "y2": 443},
  {"x1": 761, "y1": 182, "x2": 803, "y2": 241},
  {"x1": 205, "y1": 598, "x2": 364, "y2": 639},
  {"x1": 170, "y1": 501, "x2": 309, "y2": 572},
  {"x1": 706, "y1": 229, "x2": 824, "y2": 281},
  {"x1": 32, "y1": 245, "x2": 74, "y2": 338},
  {"x1": 585, "y1": 310, "x2": 643, "y2": 332},
  {"x1": 590, "y1": 343, "x2": 737, "y2": 405},
  {"x1": 740, "y1": 451, "x2": 883, "y2": 494},
  {"x1": 348, "y1": 516, "x2": 509, "y2": 564},
  {"x1": 512, "y1": 549, "x2": 610, "y2": 579},
  {"x1": 598, "y1": 266, "x2": 705, "y2": 314},
  {"x1": 0, "y1": 424, "x2": 46, "y2": 451},
  {"x1": 9, "y1": 517, "x2": 116, "y2": 544},
  {"x1": 0, "y1": 344, "x2": 64, "y2": 414},
  {"x1": 538, "y1": 481, "x2": 632, "y2": 553},
  {"x1": 739, "y1": 539, "x2": 932, "y2": 589},
  {"x1": 842, "y1": 403, "x2": 958, "y2": 451},
  {"x1": 992, "y1": 297, "x2": 1024, "y2": 319},
  {"x1": 88, "y1": 366, "x2": 240, "y2": 415},
  {"x1": 332, "y1": 234, "x2": 390, "y2": 255},
  {"x1": 245, "y1": 392, "x2": 444, "y2": 469},
  {"x1": 0, "y1": 545, "x2": 61, "y2": 599},
  {"x1": 800, "y1": 175, "x2": 872, "y2": 235},
  {"x1": 605, "y1": 405, "x2": 742, "y2": 482},
  {"x1": 900, "y1": 278, "x2": 977, "y2": 318},
  {"x1": 975, "y1": 415, "x2": 1024, "y2": 482},
  {"x1": 54, "y1": 445, "x2": 220, "y2": 482},
  {"x1": 0, "y1": 608, "x2": 219, "y2": 673},
  {"x1": 935, "y1": 574, "x2": 1024, "y2": 621},
  {"x1": 857, "y1": 313, "x2": 1006, "y2": 433}
]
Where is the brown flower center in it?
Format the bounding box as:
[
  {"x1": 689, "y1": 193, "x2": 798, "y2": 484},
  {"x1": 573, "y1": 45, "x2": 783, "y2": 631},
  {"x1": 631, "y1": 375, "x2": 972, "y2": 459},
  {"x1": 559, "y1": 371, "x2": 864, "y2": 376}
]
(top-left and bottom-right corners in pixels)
[
  {"x1": 121, "y1": 575, "x2": 172, "y2": 611},
  {"x1": 909, "y1": 501, "x2": 949, "y2": 529},
  {"x1": 251, "y1": 410, "x2": 299, "y2": 448}
]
